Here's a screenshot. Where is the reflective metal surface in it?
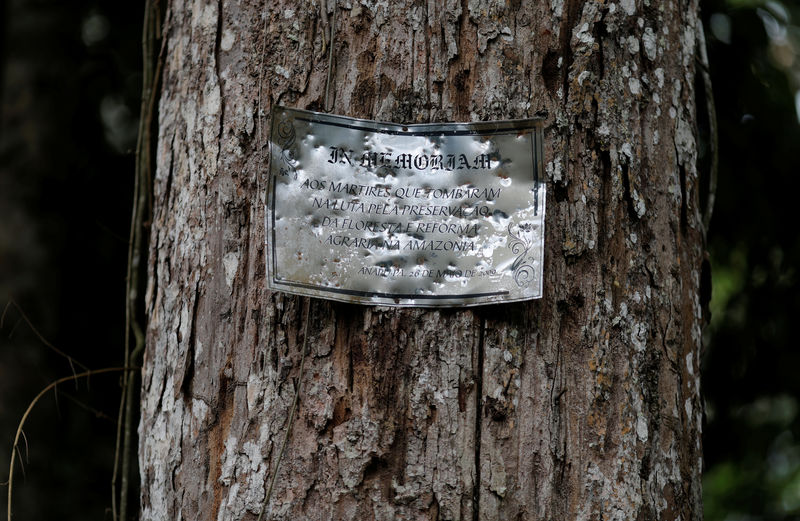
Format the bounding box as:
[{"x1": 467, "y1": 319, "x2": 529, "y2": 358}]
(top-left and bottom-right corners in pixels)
[{"x1": 266, "y1": 107, "x2": 546, "y2": 307}]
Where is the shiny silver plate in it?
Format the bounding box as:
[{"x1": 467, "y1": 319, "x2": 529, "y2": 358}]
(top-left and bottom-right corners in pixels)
[{"x1": 266, "y1": 107, "x2": 546, "y2": 307}]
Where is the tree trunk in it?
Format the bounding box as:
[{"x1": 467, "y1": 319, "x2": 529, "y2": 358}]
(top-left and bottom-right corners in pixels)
[{"x1": 140, "y1": 1, "x2": 705, "y2": 520}]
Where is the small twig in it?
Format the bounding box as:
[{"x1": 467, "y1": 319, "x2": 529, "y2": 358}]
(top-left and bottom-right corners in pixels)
[
  {"x1": 56, "y1": 390, "x2": 117, "y2": 423},
  {"x1": 13, "y1": 446, "x2": 25, "y2": 481},
  {"x1": 18, "y1": 431, "x2": 29, "y2": 466},
  {"x1": 119, "y1": 335, "x2": 144, "y2": 521},
  {"x1": 1, "y1": 299, "x2": 89, "y2": 378},
  {"x1": 6, "y1": 367, "x2": 132, "y2": 521},
  {"x1": 697, "y1": 19, "x2": 718, "y2": 236},
  {"x1": 5, "y1": 318, "x2": 22, "y2": 340},
  {"x1": 257, "y1": 298, "x2": 312, "y2": 521},
  {"x1": 111, "y1": 371, "x2": 126, "y2": 521},
  {"x1": 1, "y1": 301, "x2": 11, "y2": 326}
]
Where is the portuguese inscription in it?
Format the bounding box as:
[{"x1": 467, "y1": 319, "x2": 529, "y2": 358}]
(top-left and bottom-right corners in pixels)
[{"x1": 266, "y1": 107, "x2": 546, "y2": 307}]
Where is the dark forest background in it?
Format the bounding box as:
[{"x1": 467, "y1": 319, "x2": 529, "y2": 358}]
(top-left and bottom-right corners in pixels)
[{"x1": 1, "y1": 0, "x2": 799, "y2": 519}]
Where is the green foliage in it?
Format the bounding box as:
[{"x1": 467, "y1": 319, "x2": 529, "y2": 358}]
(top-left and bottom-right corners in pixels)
[
  {"x1": 704, "y1": 398, "x2": 800, "y2": 520},
  {"x1": 703, "y1": 0, "x2": 800, "y2": 519}
]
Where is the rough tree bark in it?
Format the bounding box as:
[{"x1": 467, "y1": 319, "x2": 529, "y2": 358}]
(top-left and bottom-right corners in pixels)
[{"x1": 139, "y1": 0, "x2": 706, "y2": 520}]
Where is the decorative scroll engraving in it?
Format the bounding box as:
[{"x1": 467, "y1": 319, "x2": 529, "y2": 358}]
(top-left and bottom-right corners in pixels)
[
  {"x1": 266, "y1": 107, "x2": 546, "y2": 307},
  {"x1": 276, "y1": 116, "x2": 297, "y2": 179},
  {"x1": 507, "y1": 222, "x2": 536, "y2": 288}
]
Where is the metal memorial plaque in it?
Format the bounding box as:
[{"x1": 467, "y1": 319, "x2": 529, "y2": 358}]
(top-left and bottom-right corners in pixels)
[{"x1": 266, "y1": 107, "x2": 546, "y2": 307}]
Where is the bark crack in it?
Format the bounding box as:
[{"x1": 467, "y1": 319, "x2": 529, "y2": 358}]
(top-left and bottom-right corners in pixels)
[
  {"x1": 621, "y1": 163, "x2": 640, "y2": 221},
  {"x1": 472, "y1": 315, "x2": 485, "y2": 521},
  {"x1": 214, "y1": 0, "x2": 225, "y2": 168},
  {"x1": 678, "y1": 163, "x2": 689, "y2": 235},
  {"x1": 180, "y1": 280, "x2": 201, "y2": 398}
]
